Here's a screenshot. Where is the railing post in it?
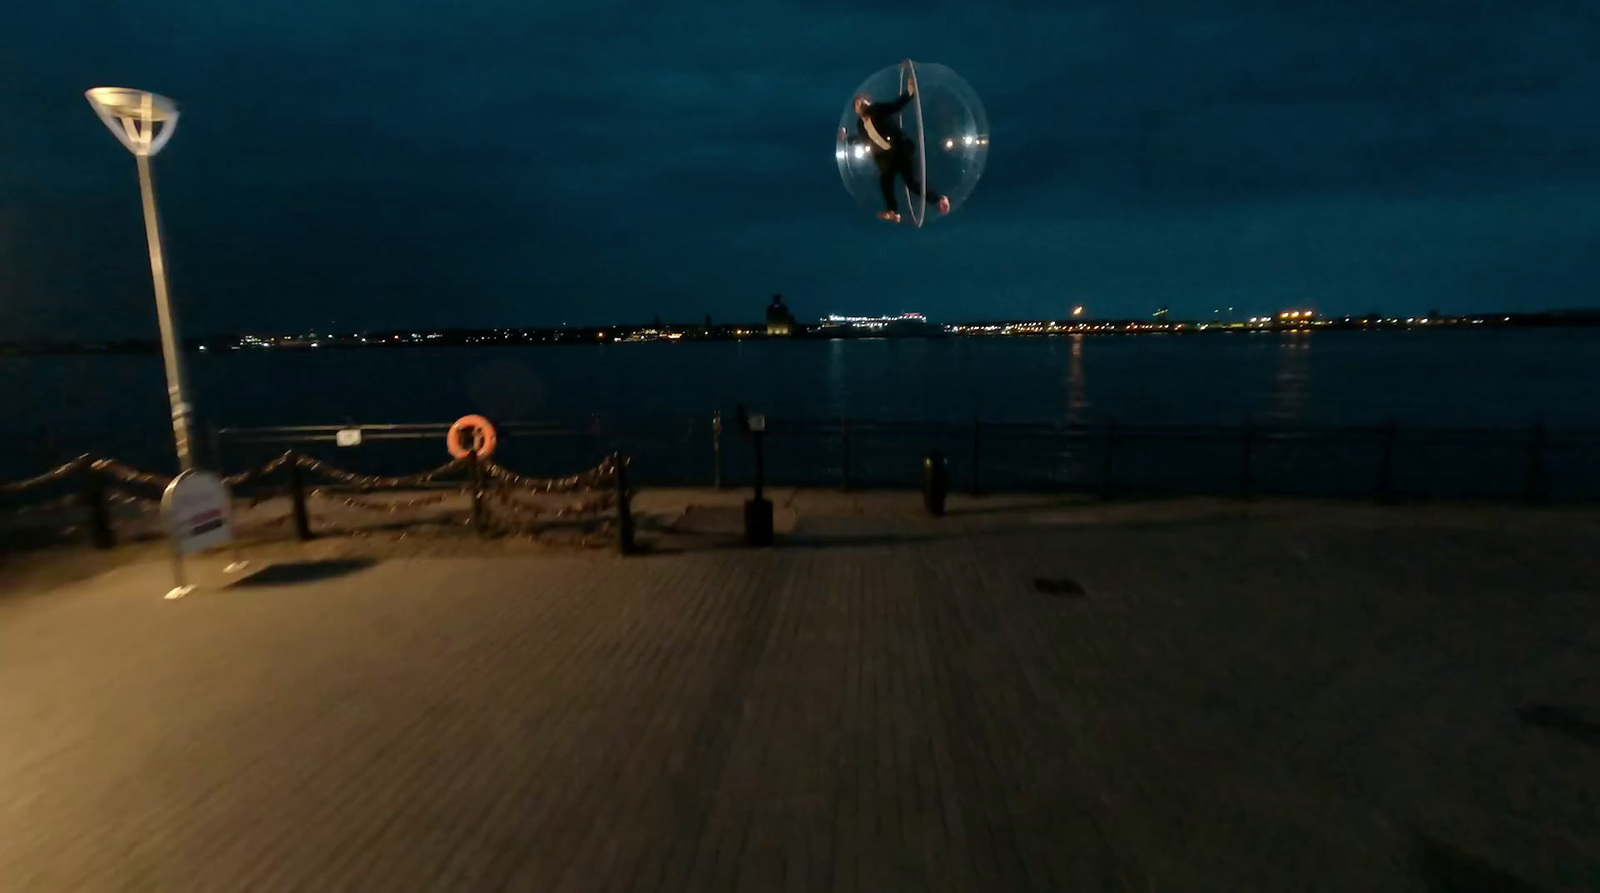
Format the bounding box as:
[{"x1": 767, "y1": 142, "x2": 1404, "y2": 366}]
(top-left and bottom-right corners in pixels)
[
  {"x1": 1100, "y1": 419, "x2": 1116, "y2": 501},
  {"x1": 614, "y1": 452, "x2": 635, "y2": 555},
  {"x1": 289, "y1": 455, "x2": 313, "y2": 541},
  {"x1": 1376, "y1": 420, "x2": 1397, "y2": 504},
  {"x1": 1524, "y1": 422, "x2": 1546, "y2": 505},
  {"x1": 80, "y1": 462, "x2": 114, "y2": 550},
  {"x1": 840, "y1": 417, "x2": 851, "y2": 492},
  {"x1": 1239, "y1": 423, "x2": 1255, "y2": 500},
  {"x1": 971, "y1": 413, "x2": 982, "y2": 496},
  {"x1": 469, "y1": 451, "x2": 486, "y2": 536},
  {"x1": 712, "y1": 410, "x2": 724, "y2": 489}
]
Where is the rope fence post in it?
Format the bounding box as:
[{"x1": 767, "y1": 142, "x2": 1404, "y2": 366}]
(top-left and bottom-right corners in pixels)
[
  {"x1": 614, "y1": 452, "x2": 635, "y2": 555},
  {"x1": 80, "y1": 461, "x2": 115, "y2": 549},
  {"x1": 469, "y1": 451, "x2": 486, "y2": 537},
  {"x1": 289, "y1": 455, "x2": 313, "y2": 541}
]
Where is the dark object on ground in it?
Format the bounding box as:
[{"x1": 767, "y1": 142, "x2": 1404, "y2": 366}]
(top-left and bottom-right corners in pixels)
[
  {"x1": 923, "y1": 451, "x2": 948, "y2": 516},
  {"x1": 1517, "y1": 703, "x2": 1600, "y2": 749},
  {"x1": 744, "y1": 498, "x2": 773, "y2": 547},
  {"x1": 1032, "y1": 577, "x2": 1086, "y2": 597}
]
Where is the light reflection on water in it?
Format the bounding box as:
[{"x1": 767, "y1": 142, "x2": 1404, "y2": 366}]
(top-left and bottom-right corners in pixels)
[{"x1": 1, "y1": 329, "x2": 1596, "y2": 483}]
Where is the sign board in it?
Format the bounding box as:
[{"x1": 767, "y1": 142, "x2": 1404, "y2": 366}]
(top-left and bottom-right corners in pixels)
[
  {"x1": 162, "y1": 470, "x2": 233, "y2": 555},
  {"x1": 748, "y1": 414, "x2": 767, "y2": 433},
  {"x1": 336, "y1": 428, "x2": 363, "y2": 447}
]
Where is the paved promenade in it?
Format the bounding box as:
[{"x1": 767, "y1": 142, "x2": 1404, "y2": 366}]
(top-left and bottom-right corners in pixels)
[{"x1": 2, "y1": 495, "x2": 1598, "y2": 891}]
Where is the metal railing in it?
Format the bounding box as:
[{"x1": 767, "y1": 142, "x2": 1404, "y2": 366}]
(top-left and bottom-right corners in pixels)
[{"x1": 209, "y1": 415, "x2": 1600, "y2": 504}]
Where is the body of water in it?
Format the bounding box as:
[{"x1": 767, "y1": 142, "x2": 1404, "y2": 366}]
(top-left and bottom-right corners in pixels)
[{"x1": 4, "y1": 329, "x2": 1598, "y2": 496}]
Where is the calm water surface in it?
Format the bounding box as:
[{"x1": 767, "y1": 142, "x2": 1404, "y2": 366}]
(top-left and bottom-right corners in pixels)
[{"x1": 4, "y1": 329, "x2": 1597, "y2": 486}]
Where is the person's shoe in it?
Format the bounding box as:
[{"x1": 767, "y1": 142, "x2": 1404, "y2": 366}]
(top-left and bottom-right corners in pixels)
[
  {"x1": 878, "y1": 210, "x2": 901, "y2": 223},
  {"x1": 938, "y1": 195, "x2": 952, "y2": 214}
]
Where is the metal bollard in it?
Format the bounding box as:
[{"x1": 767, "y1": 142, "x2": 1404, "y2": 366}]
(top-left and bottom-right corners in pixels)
[
  {"x1": 923, "y1": 451, "x2": 948, "y2": 516},
  {"x1": 744, "y1": 429, "x2": 773, "y2": 546}
]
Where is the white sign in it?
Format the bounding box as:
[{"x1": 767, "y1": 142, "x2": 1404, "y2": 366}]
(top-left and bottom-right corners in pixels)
[
  {"x1": 336, "y1": 428, "x2": 363, "y2": 447},
  {"x1": 748, "y1": 414, "x2": 767, "y2": 432},
  {"x1": 162, "y1": 470, "x2": 233, "y2": 555}
]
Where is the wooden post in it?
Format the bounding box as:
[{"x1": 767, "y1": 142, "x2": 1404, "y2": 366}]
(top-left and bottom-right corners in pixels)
[
  {"x1": 712, "y1": 410, "x2": 724, "y2": 489},
  {"x1": 1239, "y1": 423, "x2": 1255, "y2": 500},
  {"x1": 1100, "y1": 419, "x2": 1116, "y2": 501},
  {"x1": 289, "y1": 456, "x2": 312, "y2": 541},
  {"x1": 1376, "y1": 420, "x2": 1397, "y2": 504},
  {"x1": 840, "y1": 417, "x2": 851, "y2": 492},
  {"x1": 81, "y1": 463, "x2": 114, "y2": 550},
  {"x1": 614, "y1": 452, "x2": 635, "y2": 555},
  {"x1": 1524, "y1": 422, "x2": 1546, "y2": 506}
]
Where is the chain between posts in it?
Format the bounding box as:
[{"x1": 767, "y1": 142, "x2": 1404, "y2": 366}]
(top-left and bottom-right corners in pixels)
[{"x1": 3, "y1": 449, "x2": 632, "y2": 550}]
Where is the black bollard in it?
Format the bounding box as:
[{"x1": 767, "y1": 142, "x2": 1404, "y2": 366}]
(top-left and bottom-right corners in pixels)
[
  {"x1": 744, "y1": 427, "x2": 773, "y2": 546},
  {"x1": 923, "y1": 450, "x2": 948, "y2": 516}
]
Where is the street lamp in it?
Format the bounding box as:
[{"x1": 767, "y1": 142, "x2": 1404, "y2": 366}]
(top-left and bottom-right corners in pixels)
[{"x1": 85, "y1": 86, "x2": 195, "y2": 471}]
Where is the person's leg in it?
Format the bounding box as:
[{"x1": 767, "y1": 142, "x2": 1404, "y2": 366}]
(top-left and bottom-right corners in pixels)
[
  {"x1": 896, "y1": 151, "x2": 951, "y2": 214},
  {"x1": 876, "y1": 159, "x2": 900, "y2": 221}
]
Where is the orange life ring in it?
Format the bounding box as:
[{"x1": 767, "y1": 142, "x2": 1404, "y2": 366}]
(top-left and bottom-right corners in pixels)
[{"x1": 448, "y1": 415, "x2": 497, "y2": 460}]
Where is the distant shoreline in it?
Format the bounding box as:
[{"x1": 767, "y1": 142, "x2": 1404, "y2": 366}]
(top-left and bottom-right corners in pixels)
[{"x1": 4, "y1": 312, "x2": 1597, "y2": 356}]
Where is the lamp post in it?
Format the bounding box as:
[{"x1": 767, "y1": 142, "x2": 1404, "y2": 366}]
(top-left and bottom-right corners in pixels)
[{"x1": 85, "y1": 87, "x2": 195, "y2": 471}]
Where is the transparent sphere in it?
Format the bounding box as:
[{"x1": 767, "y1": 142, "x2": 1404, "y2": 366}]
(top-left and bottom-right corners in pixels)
[{"x1": 835, "y1": 61, "x2": 989, "y2": 227}]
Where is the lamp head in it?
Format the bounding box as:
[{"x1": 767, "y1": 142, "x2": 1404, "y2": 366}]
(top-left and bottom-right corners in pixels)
[{"x1": 86, "y1": 87, "x2": 179, "y2": 156}]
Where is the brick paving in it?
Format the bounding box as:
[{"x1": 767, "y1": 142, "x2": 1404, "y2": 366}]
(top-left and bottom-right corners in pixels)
[{"x1": 2, "y1": 501, "x2": 1598, "y2": 891}]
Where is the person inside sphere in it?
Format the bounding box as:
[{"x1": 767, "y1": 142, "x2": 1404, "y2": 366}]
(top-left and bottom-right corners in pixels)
[{"x1": 838, "y1": 62, "x2": 952, "y2": 223}]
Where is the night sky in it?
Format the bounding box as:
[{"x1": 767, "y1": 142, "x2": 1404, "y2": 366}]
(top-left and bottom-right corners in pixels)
[{"x1": 3, "y1": 1, "x2": 1598, "y2": 339}]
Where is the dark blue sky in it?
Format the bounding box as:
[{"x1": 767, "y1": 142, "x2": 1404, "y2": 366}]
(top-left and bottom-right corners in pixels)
[{"x1": 3, "y1": 1, "x2": 1598, "y2": 338}]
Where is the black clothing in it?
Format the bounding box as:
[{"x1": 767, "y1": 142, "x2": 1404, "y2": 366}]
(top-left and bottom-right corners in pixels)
[{"x1": 848, "y1": 92, "x2": 946, "y2": 215}]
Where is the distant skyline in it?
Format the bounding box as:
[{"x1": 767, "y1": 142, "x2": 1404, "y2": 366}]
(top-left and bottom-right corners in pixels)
[{"x1": 3, "y1": 2, "x2": 1599, "y2": 340}]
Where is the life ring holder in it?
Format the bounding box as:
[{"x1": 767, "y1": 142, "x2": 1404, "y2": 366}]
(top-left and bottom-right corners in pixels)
[{"x1": 447, "y1": 415, "x2": 497, "y2": 460}]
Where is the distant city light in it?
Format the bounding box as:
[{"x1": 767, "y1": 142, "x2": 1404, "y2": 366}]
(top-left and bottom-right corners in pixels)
[
  {"x1": 1072, "y1": 306, "x2": 1084, "y2": 316},
  {"x1": 821, "y1": 312, "x2": 927, "y2": 330}
]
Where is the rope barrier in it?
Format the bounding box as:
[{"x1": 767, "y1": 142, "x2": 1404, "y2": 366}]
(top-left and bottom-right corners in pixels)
[
  {"x1": 3, "y1": 451, "x2": 626, "y2": 550},
  {"x1": 0, "y1": 457, "x2": 89, "y2": 494}
]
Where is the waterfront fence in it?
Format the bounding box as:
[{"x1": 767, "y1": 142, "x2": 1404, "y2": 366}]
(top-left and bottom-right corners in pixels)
[
  {"x1": 0, "y1": 448, "x2": 633, "y2": 554},
  {"x1": 212, "y1": 415, "x2": 1600, "y2": 504}
]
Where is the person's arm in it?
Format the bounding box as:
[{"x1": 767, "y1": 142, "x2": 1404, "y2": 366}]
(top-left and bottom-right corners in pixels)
[{"x1": 879, "y1": 92, "x2": 913, "y2": 115}]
